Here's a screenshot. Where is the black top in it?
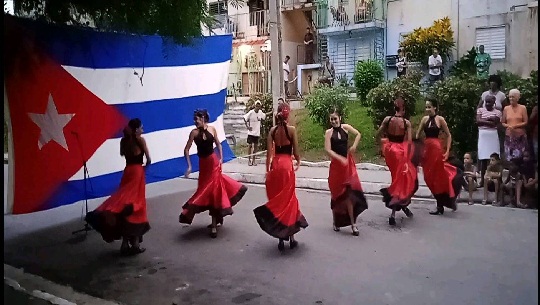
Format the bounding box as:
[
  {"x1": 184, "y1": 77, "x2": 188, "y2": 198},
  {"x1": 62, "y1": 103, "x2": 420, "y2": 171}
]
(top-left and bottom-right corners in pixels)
[
  {"x1": 272, "y1": 125, "x2": 293, "y2": 155},
  {"x1": 194, "y1": 128, "x2": 214, "y2": 158},
  {"x1": 330, "y1": 126, "x2": 348, "y2": 158},
  {"x1": 385, "y1": 116, "x2": 407, "y2": 143},
  {"x1": 424, "y1": 115, "x2": 440, "y2": 138},
  {"x1": 126, "y1": 152, "x2": 144, "y2": 165}
]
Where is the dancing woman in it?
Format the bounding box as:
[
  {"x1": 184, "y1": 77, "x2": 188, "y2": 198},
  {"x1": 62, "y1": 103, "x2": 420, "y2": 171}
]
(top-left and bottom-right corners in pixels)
[
  {"x1": 86, "y1": 118, "x2": 151, "y2": 256},
  {"x1": 415, "y1": 98, "x2": 463, "y2": 215},
  {"x1": 324, "y1": 109, "x2": 368, "y2": 235},
  {"x1": 253, "y1": 103, "x2": 308, "y2": 251},
  {"x1": 376, "y1": 98, "x2": 418, "y2": 225},
  {"x1": 180, "y1": 109, "x2": 248, "y2": 238}
]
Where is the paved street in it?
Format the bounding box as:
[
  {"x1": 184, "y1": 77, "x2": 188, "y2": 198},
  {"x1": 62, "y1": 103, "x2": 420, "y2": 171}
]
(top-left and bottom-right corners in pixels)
[{"x1": 4, "y1": 180, "x2": 538, "y2": 305}]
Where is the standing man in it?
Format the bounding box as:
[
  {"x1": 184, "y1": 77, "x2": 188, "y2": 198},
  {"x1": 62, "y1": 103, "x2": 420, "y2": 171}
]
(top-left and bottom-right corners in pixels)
[
  {"x1": 283, "y1": 55, "x2": 291, "y2": 98},
  {"x1": 244, "y1": 100, "x2": 267, "y2": 166},
  {"x1": 474, "y1": 45, "x2": 492, "y2": 80},
  {"x1": 428, "y1": 47, "x2": 443, "y2": 86},
  {"x1": 304, "y1": 27, "x2": 315, "y2": 64},
  {"x1": 319, "y1": 56, "x2": 335, "y2": 86}
]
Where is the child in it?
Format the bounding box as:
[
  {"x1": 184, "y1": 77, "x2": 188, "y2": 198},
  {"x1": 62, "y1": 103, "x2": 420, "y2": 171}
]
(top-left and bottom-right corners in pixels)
[
  {"x1": 516, "y1": 151, "x2": 538, "y2": 208},
  {"x1": 482, "y1": 153, "x2": 503, "y2": 205},
  {"x1": 462, "y1": 152, "x2": 478, "y2": 205},
  {"x1": 501, "y1": 165, "x2": 521, "y2": 207}
]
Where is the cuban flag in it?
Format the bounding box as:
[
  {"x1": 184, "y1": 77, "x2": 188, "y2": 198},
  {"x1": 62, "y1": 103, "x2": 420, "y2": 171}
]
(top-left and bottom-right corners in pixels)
[{"x1": 4, "y1": 15, "x2": 235, "y2": 214}]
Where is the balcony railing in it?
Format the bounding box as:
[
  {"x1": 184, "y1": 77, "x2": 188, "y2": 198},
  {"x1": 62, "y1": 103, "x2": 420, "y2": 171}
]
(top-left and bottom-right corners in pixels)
[
  {"x1": 214, "y1": 10, "x2": 269, "y2": 39},
  {"x1": 281, "y1": 0, "x2": 317, "y2": 10},
  {"x1": 319, "y1": 0, "x2": 378, "y2": 29}
]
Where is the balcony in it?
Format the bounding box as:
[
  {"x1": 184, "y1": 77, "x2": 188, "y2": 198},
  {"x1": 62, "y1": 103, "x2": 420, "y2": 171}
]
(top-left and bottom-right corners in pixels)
[
  {"x1": 281, "y1": 0, "x2": 317, "y2": 12},
  {"x1": 316, "y1": 0, "x2": 385, "y2": 36},
  {"x1": 213, "y1": 10, "x2": 269, "y2": 40}
]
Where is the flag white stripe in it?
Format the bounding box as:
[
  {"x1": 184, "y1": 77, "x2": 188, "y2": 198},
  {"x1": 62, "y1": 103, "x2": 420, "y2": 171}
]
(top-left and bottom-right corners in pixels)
[
  {"x1": 68, "y1": 115, "x2": 226, "y2": 180},
  {"x1": 62, "y1": 61, "x2": 230, "y2": 105}
]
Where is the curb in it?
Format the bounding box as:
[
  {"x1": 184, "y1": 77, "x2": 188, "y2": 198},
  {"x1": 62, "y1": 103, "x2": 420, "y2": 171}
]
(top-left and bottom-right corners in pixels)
[
  {"x1": 188, "y1": 172, "x2": 435, "y2": 199},
  {"x1": 4, "y1": 264, "x2": 122, "y2": 305},
  {"x1": 233, "y1": 156, "x2": 390, "y2": 171}
]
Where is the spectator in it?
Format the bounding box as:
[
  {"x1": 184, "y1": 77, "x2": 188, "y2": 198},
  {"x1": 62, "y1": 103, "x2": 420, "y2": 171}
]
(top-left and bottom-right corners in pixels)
[
  {"x1": 476, "y1": 95, "x2": 502, "y2": 187},
  {"x1": 428, "y1": 47, "x2": 443, "y2": 85},
  {"x1": 502, "y1": 89, "x2": 529, "y2": 162},
  {"x1": 482, "y1": 152, "x2": 503, "y2": 206},
  {"x1": 529, "y1": 101, "x2": 538, "y2": 161},
  {"x1": 474, "y1": 45, "x2": 492, "y2": 80},
  {"x1": 283, "y1": 55, "x2": 291, "y2": 97},
  {"x1": 396, "y1": 48, "x2": 407, "y2": 78},
  {"x1": 501, "y1": 165, "x2": 521, "y2": 207},
  {"x1": 303, "y1": 27, "x2": 314, "y2": 64},
  {"x1": 477, "y1": 74, "x2": 506, "y2": 111},
  {"x1": 462, "y1": 152, "x2": 478, "y2": 205},
  {"x1": 516, "y1": 150, "x2": 538, "y2": 208}
]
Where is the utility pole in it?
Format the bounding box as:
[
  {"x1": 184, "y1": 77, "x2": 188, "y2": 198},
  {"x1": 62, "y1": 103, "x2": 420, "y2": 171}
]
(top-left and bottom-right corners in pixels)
[{"x1": 268, "y1": 0, "x2": 284, "y2": 119}]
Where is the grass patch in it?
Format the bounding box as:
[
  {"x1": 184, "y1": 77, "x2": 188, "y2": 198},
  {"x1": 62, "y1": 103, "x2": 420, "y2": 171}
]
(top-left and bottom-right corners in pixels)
[{"x1": 294, "y1": 101, "x2": 384, "y2": 164}]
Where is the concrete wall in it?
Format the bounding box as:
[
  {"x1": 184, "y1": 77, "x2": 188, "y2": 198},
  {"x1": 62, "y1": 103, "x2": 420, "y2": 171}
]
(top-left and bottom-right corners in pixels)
[
  {"x1": 457, "y1": 0, "x2": 537, "y2": 77},
  {"x1": 386, "y1": 0, "x2": 538, "y2": 79}
]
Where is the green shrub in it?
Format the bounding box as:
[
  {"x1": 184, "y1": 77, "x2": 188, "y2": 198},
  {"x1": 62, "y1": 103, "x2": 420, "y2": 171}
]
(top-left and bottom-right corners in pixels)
[
  {"x1": 365, "y1": 75, "x2": 421, "y2": 128},
  {"x1": 497, "y1": 70, "x2": 538, "y2": 111},
  {"x1": 353, "y1": 59, "x2": 384, "y2": 103},
  {"x1": 449, "y1": 46, "x2": 477, "y2": 77},
  {"x1": 427, "y1": 74, "x2": 484, "y2": 157},
  {"x1": 244, "y1": 94, "x2": 273, "y2": 150},
  {"x1": 304, "y1": 85, "x2": 350, "y2": 129}
]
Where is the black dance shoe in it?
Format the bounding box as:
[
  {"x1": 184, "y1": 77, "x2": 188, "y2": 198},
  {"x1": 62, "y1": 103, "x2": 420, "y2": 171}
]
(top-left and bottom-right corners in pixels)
[
  {"x1": 389, "y1": 217, "x2": 396, "y2": 226},
  {"x1": 289, "y1": 240, "x2": 298, "y2": 249},
  {"x1": 278, "y1": 239, "x2": 285, "y2": 251},
  {"x1": 403, "y1": 207, "x2": 414, "y2": 218}
]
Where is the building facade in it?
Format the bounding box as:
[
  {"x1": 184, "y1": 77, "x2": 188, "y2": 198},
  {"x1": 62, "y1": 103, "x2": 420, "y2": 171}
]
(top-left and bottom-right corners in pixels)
[{"x1": 386, "y1": 0, "x2": 538, "y2": 79}]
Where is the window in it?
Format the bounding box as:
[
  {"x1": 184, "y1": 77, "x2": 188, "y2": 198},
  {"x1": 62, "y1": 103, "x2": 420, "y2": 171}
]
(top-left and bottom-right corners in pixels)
[
  {"x1": 475, "y1": 26, "x2": 506, "y2": 59},
  {"x1": 209, "y1": 1, "x2": 228, "y2": 15}
]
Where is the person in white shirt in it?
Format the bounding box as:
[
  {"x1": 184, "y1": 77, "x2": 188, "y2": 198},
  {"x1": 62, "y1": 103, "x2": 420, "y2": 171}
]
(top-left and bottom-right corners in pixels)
[
  {"x1": 477, "y1": 74, "x2": 506, "y2": 111},
  {"x1": 243, "y1": 100, "x2": 268, "y2": 166},
  {"x1": 428, "y1": 47, "x2": 443, "y2": 85},
  {"x1": 283, "y1": 56, "x2": 291, "y2": 97},
  {"x1": 396, "y1": 48, "x2": 407, "y2": 78}
]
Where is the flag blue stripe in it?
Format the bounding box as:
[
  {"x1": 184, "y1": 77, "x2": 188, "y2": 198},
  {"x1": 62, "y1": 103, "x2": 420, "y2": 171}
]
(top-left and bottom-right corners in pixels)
[
  {"x1": 113, "y1": 89, "x2": 227, "y2": 136},
  {"x1": 43, "y1": 141, "x2": 235, "y2": 211},
  {"x1": 15, "y1": 18, "x2": 233, "y2": 69}
]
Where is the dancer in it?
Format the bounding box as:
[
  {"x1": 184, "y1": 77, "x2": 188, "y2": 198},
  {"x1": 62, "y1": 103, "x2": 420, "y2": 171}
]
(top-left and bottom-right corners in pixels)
[
  {"x1": 180, "y1": 109, "x2": 248, "y2": 238},
  {"x1": 253, "y1": 103, "x2": 308, "y2": 251},
  {"x1": 85, "y1": 118, "x2": 151, "y2": 256},
  {"x1": 325, "y1": 108, "x2": 368, "y2": 235},
  {"x1": 415, "y1": 98, "x2": 463, "y2": 215},
  {"x1": 376, "y1": 98, "x2": 418, "y2": 225}
]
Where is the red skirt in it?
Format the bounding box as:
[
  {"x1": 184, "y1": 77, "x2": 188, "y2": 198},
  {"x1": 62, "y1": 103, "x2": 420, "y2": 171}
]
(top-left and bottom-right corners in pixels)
[
  {"x1": 179, "y1": 153, "x2": 247, "y2": 225},
  {"x1": 85, "y1": 164, "x2": 150, "y2": 243},
  {"x1": 380, "y1": 139, "x2": 419, "y2": 210},
  {"x1": 328, "y1": 153, "x2": 368, "y2": 227},
  {"x1": 420, "y1": 138, "x2": 462, "y2": 210},
  {"x1": 253, "y1": 154, "x2": 308, "y2": 240}
]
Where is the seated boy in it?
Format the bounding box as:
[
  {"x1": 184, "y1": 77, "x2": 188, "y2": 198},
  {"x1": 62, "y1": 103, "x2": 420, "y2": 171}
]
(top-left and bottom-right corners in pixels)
[
  {"x1": 483, "y1": 153, "x2": 503, "y2": 206},
  {"x1": 516, "y1": 151, "x2": 538, "y2": 208},
  {"x1": 462, "y1": 152, "x2": 478, "y2": 205}
]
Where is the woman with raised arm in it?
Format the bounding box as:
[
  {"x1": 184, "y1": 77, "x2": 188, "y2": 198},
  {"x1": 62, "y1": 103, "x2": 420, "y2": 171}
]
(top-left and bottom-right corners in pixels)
[
  {"x1": 253, "y1": 103, "x2": 308, "y2": 251},
  {"x1": 376, "y1": 98, "x2": 418, "y2": 226},
  {"x1": 180, "y1": 109, "x2": 248, "y2": 238},
  {"x1": 324, "y1": 108, "x2": 368, "y2": 235},
  {"x1": 86, "y1": 118, "x2": 151, "y2": 256},
  {"x1": 415, "y1": 98, "x2": 463, "y2": 215}
]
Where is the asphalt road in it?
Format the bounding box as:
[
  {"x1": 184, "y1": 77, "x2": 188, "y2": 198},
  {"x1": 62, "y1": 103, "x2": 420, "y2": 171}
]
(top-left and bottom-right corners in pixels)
[{"x1": 4, "y1": 181, "x2": 539, "y2": 305}]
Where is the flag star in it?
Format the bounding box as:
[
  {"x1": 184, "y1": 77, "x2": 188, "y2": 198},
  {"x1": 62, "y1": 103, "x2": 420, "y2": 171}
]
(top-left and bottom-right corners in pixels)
[{"x1": 28, "y1": 94, "x2": 75, "y2": 151}]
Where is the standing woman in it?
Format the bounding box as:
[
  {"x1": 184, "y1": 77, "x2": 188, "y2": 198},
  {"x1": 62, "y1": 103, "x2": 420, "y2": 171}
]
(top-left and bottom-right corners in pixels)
[
  {"x1": 415, "y1": 98, "x2": 463, "y2": 215},
  {"x1": 376, "y1": 98, "x2": 418, "y2": 225},
  {"x1": 253, "y1": 103, "x2": 308, "y2": 251},
  {"x1": 501, "y1": 89, "x2": 529, "y2": 162},
  {"x1": 325, "y1": 108, "x2": 368, "y2": 235},
  {"x1": 180, "y1": 109, "x2": 248, "y2": 238},
  {"x1": 86, "y1": 118, "x2": 151, "y2": 256}
]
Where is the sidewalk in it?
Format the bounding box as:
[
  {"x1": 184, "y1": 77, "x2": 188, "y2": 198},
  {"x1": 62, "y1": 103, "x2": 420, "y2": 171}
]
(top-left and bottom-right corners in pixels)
[{"x1": 191, "y1": 157, "x2": 490, "y2": 203}]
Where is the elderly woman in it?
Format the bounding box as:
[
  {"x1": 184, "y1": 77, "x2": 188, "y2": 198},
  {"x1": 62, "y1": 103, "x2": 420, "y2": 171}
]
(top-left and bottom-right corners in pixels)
[
  {"x1": 502, "y1": 89, "x2": 529, "y2": 162},
  {"x1": 476, "y1": 95, "x2": 502, "y2": 187}
]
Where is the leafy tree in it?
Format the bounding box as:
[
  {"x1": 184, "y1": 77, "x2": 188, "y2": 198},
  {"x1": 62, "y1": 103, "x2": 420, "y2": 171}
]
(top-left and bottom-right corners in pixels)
[
  {"x1": 10, "y1": 0, "x2": 245, "y2": 44},
  {"x1": 399, "y1": 17, "x2": 455, "y2": 64},
  {"x1": 449, "y1": 46, "x2": 477, "y2": 77}
]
